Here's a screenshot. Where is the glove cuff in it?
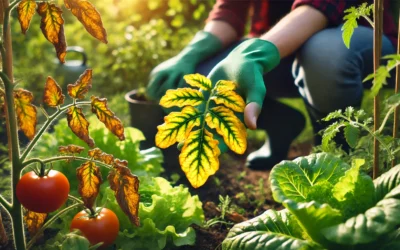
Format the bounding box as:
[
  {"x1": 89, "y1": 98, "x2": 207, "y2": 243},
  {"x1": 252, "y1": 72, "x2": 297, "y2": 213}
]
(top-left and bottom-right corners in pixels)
[{"x1": 179, "y1": 31, "x2": 223, "y2": 63}]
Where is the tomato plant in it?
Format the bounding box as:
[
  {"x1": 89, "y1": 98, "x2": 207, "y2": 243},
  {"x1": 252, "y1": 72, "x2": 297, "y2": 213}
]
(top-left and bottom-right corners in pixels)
[
  {"x1": 16, "y1": 170, "x2": 69, "y2": 213},
  {"x1": 70, "y1": 208, "x2": 119, "y2": 248}
]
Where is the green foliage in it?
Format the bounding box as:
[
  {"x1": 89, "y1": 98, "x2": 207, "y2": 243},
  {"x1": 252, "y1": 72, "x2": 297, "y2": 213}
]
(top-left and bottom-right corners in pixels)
[
  {"x1": 223, "y1": 154, "x2": 400, "y2": 250},
  {"x1": 342, "y1": 3, "x2": 374, "y2": 48}
]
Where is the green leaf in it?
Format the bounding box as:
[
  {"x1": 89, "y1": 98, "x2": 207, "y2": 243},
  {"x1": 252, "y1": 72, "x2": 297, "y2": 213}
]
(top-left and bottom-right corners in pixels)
[
  {"x1": 270, "y1": 153, "x2": 350, "y2": 204},
  {"x1": 364, "y1": 66, "x2": 390, "y2": 97},
  {"x1": 374, "y1": 165, "x2": 400, "y2": 201},
  {"x1": 342, "y1": 3, "x2": 373, "y2": 48},
  {"x1": 323, "y1": 110, "x2": 342, "y2": 121},
  {"x1": 343, "y1": 124, "x2": 359, "y2": 148},
  {"x1": 321, "y1": 121, "x2": 347, "y2": 151},
  {"x1": 222, "y1": 209, "x2": 322, "y2": 250},
  {"x1": 386, "y1": 93, "x2": 400, "y2": 108}
]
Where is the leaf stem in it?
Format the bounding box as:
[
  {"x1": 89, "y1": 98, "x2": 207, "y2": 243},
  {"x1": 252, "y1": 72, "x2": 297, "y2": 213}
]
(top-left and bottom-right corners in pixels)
[
  {"x1": 20, "y1": 101, "x2": 91, "y2": 161},
  {"x1": 362, "y1": 15, "x2": 375, "y2": 28},
  {"x1": 0, "y1": 195, "x2": 11, "y2": 211},
  {"x1": 26, "y1": 202, "x2": 83, "y2": 250},
  {"x1": 378, "y1": 106, "x2": 396, "y2": 133},
  {"x1": 68, "y1": 194, "x2": 83, "y2": 204},
  {"x1": 22, "y1": 156, "x2": 112, "y2": 170}
]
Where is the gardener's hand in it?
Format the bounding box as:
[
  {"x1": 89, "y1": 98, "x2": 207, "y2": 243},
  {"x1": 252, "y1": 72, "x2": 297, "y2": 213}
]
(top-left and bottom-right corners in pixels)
[
  {"x1": 207, "y1": 38, "x2": 281, "y2": 129},
  {"x1": 146, "y1": 31, "x2": 222, "y2": 101}
]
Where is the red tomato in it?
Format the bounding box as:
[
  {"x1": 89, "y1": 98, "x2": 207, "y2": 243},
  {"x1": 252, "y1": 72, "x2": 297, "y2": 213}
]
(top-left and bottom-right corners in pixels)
[
  {"x1": 70, "y1": 208, "x2": 119, "y2": 248},
  {"x1": 16, "y1": 170, "x2": 70, "y2": 213}
]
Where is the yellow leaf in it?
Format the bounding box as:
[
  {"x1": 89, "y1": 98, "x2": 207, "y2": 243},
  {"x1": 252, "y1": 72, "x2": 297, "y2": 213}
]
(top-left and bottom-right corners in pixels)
[
  {"x1": 108, "y1": 165, "x2": 140, "y2": 226},
  {"x1": 17, "y1": 0, "x2": 36, "y2": 34},
  {"x1": 43, "y1": 76, "x2": 65, "y2": 107},
  {"x1": 215, "y1": 80, "x2": 237, "y2": 91},
  {"x1": 37, "y1": 2, "x2": 66, "y2": 63},
  {"x1": 159, "y1": 88, "x2": 204, "y2": 108},
  {"x1": 66, "y1": 106, "x2": 95, "y2": 147},
  {"x1": 64, "y1": 0, "x2": 108, "y2": 43},
  {"x1": 206, "y1": 106, "x2": 247, "y2": 154},
  {"x1": 58, "y1": 144, "x2": 85, "y2": 155},
  {"x1": 67, "y1": 69, "x2": 92, "y2": 99},
  {"x1": 14, "y1": 89, "x2": 37, "y2": 140},
  {"x1": 24, "y1": 211, "x2": 47, "y2": 238},
  {"x1": 88, "y1": 148, "x2": 114, "y2": 165},
  {"x1": 179, "y1": 129, "x2": 220, "y2": 188},
  {"x1": 210, "y1": 90, "x2": 245, "y2": 112},
  {"x1": 77, "y1": 161, "x2": 102, "y2": 209},
  {"x1": 156, "y1": 106, "x2": 201, "y2": 148},
  {"x1": 91, "y1": 96, "x2": 125, "y2": 140},
  {"x1": 183, "y1": 74, "x2": 212, "y2": 91}
]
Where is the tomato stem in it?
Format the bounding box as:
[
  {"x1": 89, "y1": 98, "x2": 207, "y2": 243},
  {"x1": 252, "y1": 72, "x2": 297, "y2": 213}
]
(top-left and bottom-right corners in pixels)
[{"x1": 0, "y1": 195, "x2": 11, "y2": 211}]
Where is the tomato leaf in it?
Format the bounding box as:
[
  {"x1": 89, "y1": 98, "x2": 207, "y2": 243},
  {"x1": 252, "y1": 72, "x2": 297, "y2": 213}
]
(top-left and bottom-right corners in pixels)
[
  {"x1": 58, "y1": 144, "x2": 85, "y2": 155},
  {"x1": 66, "y1": 106, "x2": 95, "y2": 147},
  {"x1": 156, "y1": 106, "x2": 201, "y2": 148},
  {"x1": 37, "y1": 2, "x2": 66, "y2": 63},
  {"x1": 14, "y1": 89, "x2": 37, "y2": 140},
  {"x1": 88, "y1": 148, "x2": 114, "y2": 165},
  {"x1": 77, "y1": 161, "x2": 102, "y2": 209},
  {"x1": 183, "y1": 74, "x2": 212, "y2": 91},
  {"x1": 210, "y1": 90, "x2": 245, "y2": 112},
  {"x1": 67, "y1": 69, "x2": 92, "y2": 100},
  {"x1": 64, "y1": 0, "x2": 107, "y2": 43},
  {"x1": 43, "y1": 76, "x2": 65, "y2": 107},
  {"x1": 91, "y1": 96, "x2": 125, "y2": 141},
  {"x1": 108, "y1": 165, "x2": 140, "y2": 226},
  {"x1": 206, "y1": 106, "x2": 247, "y2": 154},
  {"x1": 179, "y1": 129, "x2": 220, "y2": 188},
  {"x1": 17, "y1": 0, "x2": 36, "y2": 34},
  {"x1": 24, "y1": 210, "x2": 47, "y2": 238},
  {"x1": 159, "y1": 88, "x2": 204, "y2": 108},
  {"x1": 214, "y1": 80, "x2": 237, "y2": 91}
]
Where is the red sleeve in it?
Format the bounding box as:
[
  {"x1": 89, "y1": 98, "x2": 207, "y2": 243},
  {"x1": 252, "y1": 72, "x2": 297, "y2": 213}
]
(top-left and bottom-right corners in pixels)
[
  {"x1": 292, "y1": 0, "x2": 356, "y2": 26},
  {"x1": 206, "y1": 0, "x2": 251, "y2": 38}
]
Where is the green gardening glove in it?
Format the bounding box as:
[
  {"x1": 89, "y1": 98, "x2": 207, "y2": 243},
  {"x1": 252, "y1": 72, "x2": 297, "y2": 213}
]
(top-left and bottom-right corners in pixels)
[
  {"x1": 146, "y1": 31, "x2": 223, "y2": 101},
  {"x1": 207, "y1": 38, "x2": 280, "y2": 152}
]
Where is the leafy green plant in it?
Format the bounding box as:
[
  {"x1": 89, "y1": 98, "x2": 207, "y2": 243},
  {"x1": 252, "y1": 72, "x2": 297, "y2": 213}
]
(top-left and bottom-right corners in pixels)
[
  {"x1": 156, "y1": 74, "x2": 247, "y2": 188},
  {"x1": 0, "y1": 1, "x2": 143, "y2": 249},
  {"x1": 222, "y1": 153, "x2": 400, "y2": 250}
]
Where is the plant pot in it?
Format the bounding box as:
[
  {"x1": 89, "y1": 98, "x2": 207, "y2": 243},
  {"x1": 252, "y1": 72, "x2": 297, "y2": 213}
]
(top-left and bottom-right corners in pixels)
[{"x1": 125, "y1": 89, "x2": 181, "y2": 173}]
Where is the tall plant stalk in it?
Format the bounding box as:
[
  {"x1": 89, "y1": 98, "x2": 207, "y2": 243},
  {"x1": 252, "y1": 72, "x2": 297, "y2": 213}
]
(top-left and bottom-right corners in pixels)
[
  {"x1": 392, "y1": 12, "x2": 400, "y2": 168},
  {"x1": 373, "y1": 0, "x2": 383, "y2": 179}
]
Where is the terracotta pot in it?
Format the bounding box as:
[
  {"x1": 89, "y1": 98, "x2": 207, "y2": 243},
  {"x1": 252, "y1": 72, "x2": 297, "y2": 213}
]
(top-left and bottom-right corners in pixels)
[{"x1": 125, "y1": 90, "x2": 180, "y2": 173}]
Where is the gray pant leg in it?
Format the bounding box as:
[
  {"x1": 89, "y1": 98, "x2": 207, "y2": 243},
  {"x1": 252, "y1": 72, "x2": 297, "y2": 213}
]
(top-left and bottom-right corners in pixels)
[{"x1": 293, "y1": 25, "x2": 395, "y2": 114}]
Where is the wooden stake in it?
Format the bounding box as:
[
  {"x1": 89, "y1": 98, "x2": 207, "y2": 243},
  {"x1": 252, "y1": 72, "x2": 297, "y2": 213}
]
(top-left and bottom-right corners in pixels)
[{"x1": 392, "y1": 10, "x2": 400, "y2": 168}]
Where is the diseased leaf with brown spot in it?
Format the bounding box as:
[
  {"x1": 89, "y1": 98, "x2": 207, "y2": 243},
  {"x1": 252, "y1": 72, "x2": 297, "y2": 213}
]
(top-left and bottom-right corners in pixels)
[
  {"x1": 14, "y1": 89, "x2": 37, "y2": 140},
  {"x1": 58, "y1": 145, "x2": 85, "y2": 155},
  {"x1": 67, "y1": 69, "x2": 92, "y2": 99},
  {"x1": 114, "y1": 159, "x2": 128, "y2": 167},
  {"x1": 37, "y1": 2, "x2": 66, "y2": 63},
  {"x1": 77, "y1": 161, "x2": 102, "y2": 209},
  {"x1": 108, "y1": 165, "x2": 140, "y2": 226},
  {"x1": 64, "y1": 0, "x2": 107, "y2": 43},
  {"x1": 91, "y1": 96, "x2": 125, "y2": 140},
  {"x1": 43, "y1": 76, "x2": 65, "y2": 107},
  {"x1": 88, "y1": 148, "x2": 114, "y2": 165},
  {"x1": 17, "y1": 0, "x2": 37, "y2": 34},
  {"x1": 24, "y1": 211, "x2": 47, "y2": 238},
  {"x1": 66, "y1": 106, "x2": 94, "y2": 147}
]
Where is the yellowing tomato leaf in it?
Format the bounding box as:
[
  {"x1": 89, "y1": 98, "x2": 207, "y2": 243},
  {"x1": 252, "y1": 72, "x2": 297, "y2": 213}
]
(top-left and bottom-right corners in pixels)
[
  {"x1": 215, "y1": 80, "x2": 237, "y2": 91},
  {"x1": 91, "y1": 96, "x2": 125, "y2": 140},
  {"x1": 179, "y1": 129, "x2": 220, "y2": 188},
  {"x1": 206, "y1": 106, "x2": 247, "y2": 154},
  {"x1": 43, "y1": 76, "x2": 65, "y2": 107},
  {"x1": 183, "y1": 74, "x2": 212, "y2": 91},
  {"x1": 24, "y1": 210, "x2": 47, "y2": 238},
  {"x1": 17, "y1": 0, "x2": 36, "y2": 34},
  {"x1": 77, "y1": 161, "x2": 102, "y2": 209},
  {"x1": 14, "y1": 89, "x2": 37, "y2": 140},
  {"x1": 108, "y1": 165, "x2": 140, "y2": 226},
  {"x1": 88, "y1": 148, "x2": 114, "y2": 165},
  {"x1": 159, "y1": 88, "x2": 204, "y2": 108},
  {"x1": 156, "y1": 106, "x2": 201, "y2": 148},
  {"x1": 67, "y1": 69, "x2": 92, "y2": 99},
  {"x1": 64, "y1": 0, "x2": 107, "y2": 43},
  {"x1": 66, "y1": 106, "x2": 94, "y2": 147},
  {"x1": 37, "y1": 2, "x2": 66, "y2": 63},
  {"x1": 58, "y1": 144, "x2": 85, "y2": 155},
  {"x1": 210, "y1": 90, "x2": 245, "y2": 112}
]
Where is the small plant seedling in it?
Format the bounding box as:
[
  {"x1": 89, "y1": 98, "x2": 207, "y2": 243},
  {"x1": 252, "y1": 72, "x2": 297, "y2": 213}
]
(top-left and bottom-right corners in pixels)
[{"x1": 155, "y1": 74, "x2": 247, "y2": 188}]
